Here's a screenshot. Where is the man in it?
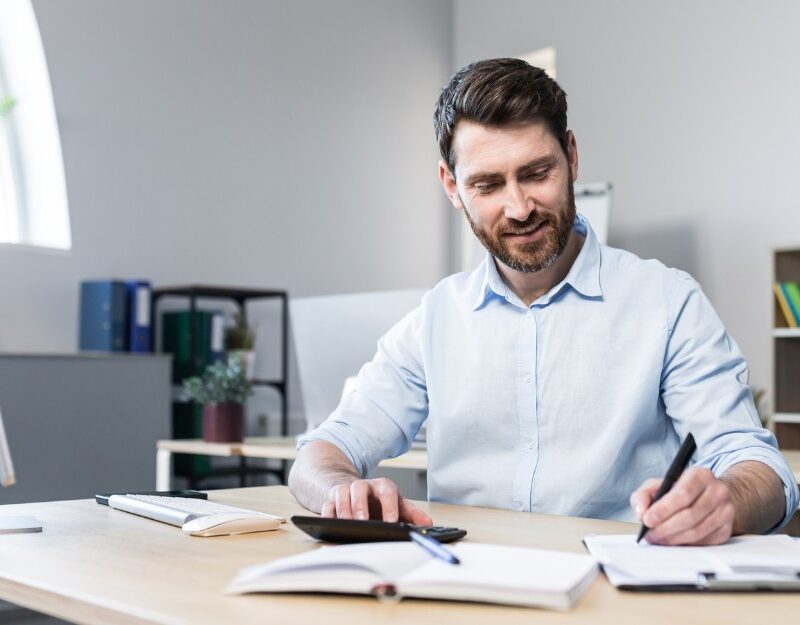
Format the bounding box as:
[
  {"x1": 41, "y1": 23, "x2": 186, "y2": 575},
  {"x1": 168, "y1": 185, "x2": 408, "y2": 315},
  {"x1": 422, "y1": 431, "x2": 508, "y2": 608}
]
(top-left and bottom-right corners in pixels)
[{"x1": 289, "y1": 58, "x2": 798, "y2": 545}]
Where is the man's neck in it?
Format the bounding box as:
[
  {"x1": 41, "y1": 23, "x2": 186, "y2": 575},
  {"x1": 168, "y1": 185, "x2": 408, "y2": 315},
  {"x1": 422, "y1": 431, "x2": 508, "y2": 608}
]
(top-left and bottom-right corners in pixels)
[{"x1": 494, "y1": 229, "x2": 585, "y2": 307}]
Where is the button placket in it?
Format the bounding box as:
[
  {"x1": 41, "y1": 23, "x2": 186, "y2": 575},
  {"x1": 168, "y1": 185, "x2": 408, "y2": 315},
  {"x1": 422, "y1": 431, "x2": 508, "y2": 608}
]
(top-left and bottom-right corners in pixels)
[{"x1": 510, "y1": 307, "x2": 538, "y2": 512}]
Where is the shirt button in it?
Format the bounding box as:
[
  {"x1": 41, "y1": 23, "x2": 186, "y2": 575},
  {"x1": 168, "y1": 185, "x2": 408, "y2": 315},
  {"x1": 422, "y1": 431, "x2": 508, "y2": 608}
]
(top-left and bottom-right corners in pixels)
[
  {"x1": 526, "y1": 439, "x2": 534, "y2": 450},
  {"x1": 524, "y1": 374, "x2": 531, "y2": 384}
]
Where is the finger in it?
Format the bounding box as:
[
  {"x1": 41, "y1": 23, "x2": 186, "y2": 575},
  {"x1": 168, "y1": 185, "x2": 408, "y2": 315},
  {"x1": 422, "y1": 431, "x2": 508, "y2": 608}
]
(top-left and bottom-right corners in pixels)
[
  {"x1": 644, "y1": 483, "x2": 719, "y2": 543},
  {"x1": 630, "y1": 478, "x2": 663, "y2": 519},
  {"x1": 649, "y1": 501, "x2": 734, "y2": 546},
  {"x1": 332, "y1": 483, "x2": 354, "y2": 519},
  {"x1": 695, "y1": 518, "x2": 734, "y2": 546},
  {"x1": 643, "y1": 467, "x2": 713, "y2": 528},
  {"x1": 349, "y1": 481, "x2": 371, "y2": 520},
  {"x1": 399, "y1": 497, "x2": 433, "y2": 525},
  {"x1": 321, "y1": 499, "x2": 335, "y2": 518},
  {"x1": 369, "y1": 478, "x2": 401, "y2": 522}
]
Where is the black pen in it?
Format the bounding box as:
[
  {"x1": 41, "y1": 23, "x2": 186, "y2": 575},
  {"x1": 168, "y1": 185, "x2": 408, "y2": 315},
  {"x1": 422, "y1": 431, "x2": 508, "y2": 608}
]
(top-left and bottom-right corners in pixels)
[
  {"x1": 636, "y1": 433, "x2": 697, "y2": 544},
  {"x1": 409, "y1": 530, "x2": 460, "y2": 565}
]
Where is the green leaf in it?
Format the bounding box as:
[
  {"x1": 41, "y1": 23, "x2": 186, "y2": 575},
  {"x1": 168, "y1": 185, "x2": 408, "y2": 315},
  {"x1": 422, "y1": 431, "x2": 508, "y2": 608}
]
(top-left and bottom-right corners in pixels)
[
  {"x1": 0, "y1": 96, "x2": 17, "y2": 117},
  {"x1": 224, "y1": 311, "x2": 256, "y2": 350},
  {"x1": 181, "y1": 355, "x2": 254, "y2": 405}
]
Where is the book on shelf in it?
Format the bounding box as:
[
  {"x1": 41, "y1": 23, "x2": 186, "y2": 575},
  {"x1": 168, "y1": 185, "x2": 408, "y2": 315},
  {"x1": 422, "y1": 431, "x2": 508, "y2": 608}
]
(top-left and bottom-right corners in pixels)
[
  {"x1": 161, "y1": 310, "x2": 224, "y2": 383},
  {"x1": 784, "y1": 282, "x2": 800, "y2": 323},
  {"x1": 126, "y1": 280, "x2": 152, "y2": 353},
  {"x1": 79, "y1": 279, "x2": 155, "y2": 353},
  {"x1": 79, "y1": 280, "x2": 128, "y2": 351},
  {"x1": 171, "y1": 401, "x2": 210, "y2": 477},
  {"x1": 773, "y1": 282, "x2": 800, "y2": 328},
  {"x1": 227, "y1": 541, "x2": 598, "y2": 611},
  {"x1": 161, "y1": 309, "x2": 226, "y2": 478}
]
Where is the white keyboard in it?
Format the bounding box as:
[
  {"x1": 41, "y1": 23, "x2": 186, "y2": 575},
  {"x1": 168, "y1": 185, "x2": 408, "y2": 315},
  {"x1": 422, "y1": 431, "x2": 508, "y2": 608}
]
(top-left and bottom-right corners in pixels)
[{"x1": 108, "y1": 494, "x2": 285, "y2": 536}]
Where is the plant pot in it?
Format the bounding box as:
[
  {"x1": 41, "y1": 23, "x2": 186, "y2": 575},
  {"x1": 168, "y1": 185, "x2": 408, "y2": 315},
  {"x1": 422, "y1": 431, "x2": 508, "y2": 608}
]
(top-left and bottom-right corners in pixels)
[{"x1": 202, "y1": 402, "x2": 244, "y2": 443}]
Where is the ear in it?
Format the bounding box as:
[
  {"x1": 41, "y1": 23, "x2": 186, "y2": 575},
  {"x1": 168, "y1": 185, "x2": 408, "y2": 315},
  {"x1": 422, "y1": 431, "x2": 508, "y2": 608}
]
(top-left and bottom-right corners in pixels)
[
  {"x1": 566, "y1": 130, "x2": 579, "y2": 182},
  {"x1": 438, "y1": 160, "x2": 463, "y2": 209}
]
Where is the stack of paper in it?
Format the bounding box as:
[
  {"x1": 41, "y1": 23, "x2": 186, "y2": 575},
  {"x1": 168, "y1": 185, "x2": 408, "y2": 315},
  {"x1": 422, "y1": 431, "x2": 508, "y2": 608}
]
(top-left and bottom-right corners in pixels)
[{"x1": 584, "y1": 534, "x2": 800, "y2": 590}]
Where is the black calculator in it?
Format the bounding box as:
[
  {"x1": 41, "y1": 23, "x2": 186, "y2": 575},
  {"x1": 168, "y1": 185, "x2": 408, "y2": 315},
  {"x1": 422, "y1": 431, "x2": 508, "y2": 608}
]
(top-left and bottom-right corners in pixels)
[{"x1": 291, "y1": 515, "x2": 467, "y2": 544}]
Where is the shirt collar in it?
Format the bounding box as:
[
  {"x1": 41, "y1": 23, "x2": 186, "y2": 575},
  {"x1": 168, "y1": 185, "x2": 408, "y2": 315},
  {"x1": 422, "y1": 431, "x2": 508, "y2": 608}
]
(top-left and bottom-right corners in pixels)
[{"x1": 471, "y1": 212, "x2": 603, "y2": 311}]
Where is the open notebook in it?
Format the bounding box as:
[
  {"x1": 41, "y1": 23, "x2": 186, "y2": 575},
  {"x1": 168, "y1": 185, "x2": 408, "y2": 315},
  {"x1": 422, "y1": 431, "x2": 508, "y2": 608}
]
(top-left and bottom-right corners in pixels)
[
  {"x1": 584, "y1": 534, "x2": 800, "y2": 591},
  {"x1": 227, "y1": 541, "x2": 598, "y2": 610}
]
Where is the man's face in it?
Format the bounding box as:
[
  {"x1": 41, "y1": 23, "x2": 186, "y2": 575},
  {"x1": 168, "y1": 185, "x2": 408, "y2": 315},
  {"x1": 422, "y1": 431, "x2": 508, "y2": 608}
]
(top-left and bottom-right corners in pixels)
[{"x1": 440, "y1": 120, "x2": 578, "y2": 273}]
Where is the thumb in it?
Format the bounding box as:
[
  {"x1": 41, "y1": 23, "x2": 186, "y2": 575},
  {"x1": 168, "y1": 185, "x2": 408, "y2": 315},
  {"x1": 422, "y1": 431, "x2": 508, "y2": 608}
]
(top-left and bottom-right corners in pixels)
[{"x1": 629, "y1": 478, "x2": 662, "y2": 520}]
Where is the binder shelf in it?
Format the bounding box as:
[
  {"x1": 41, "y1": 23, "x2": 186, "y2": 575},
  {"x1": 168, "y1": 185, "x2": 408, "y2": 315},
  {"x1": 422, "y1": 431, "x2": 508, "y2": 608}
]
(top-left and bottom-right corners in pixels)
[
  {"x1": 152, "y1": 285, "x2": 289, "y2": 487},
  {"x1": 773, "y1": 250, "x2": 800, "y2": 449}
]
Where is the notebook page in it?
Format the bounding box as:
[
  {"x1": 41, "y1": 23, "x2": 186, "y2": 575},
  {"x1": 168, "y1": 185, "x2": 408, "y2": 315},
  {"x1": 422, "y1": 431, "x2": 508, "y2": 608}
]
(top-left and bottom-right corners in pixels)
[
  {"x1": 398, "y1": 542, "x2": 597, "y2": 607},
  {"x1": 228, "y1": 542, "x2": 431, "y2": 594},
  {"x1": 584, "y1": 534, "x2": 800, "y2": 587}
]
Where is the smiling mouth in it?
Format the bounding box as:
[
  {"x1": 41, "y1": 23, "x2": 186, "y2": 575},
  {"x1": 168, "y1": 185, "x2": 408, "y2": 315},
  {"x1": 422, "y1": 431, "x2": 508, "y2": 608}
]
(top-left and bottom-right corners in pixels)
[{"x1": 503, "y1": 220, "x2": 547, "y2": 237}]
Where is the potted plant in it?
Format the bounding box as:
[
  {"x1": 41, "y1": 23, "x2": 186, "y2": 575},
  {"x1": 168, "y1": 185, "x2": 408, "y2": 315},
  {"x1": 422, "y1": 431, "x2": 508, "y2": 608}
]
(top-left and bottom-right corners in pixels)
[
  {"x1": 182, "y1": 356, "x2": 253, "y2": 442},
  {"x1": 0, "y1": 97, "x2": 17, "y2": 204},
  {"x1": 225, "y1": 311, "x2": 256, "y2": 380}
]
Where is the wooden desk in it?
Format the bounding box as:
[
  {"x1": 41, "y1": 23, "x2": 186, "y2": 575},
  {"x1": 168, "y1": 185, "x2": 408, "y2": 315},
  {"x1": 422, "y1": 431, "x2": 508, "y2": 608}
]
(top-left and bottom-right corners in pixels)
[
  {"x1": 156, "y1": 437, "x2": 428, "y2": 490},
  {"x1": 0, "y1": 486, "x2": 797, "y2": 625}
]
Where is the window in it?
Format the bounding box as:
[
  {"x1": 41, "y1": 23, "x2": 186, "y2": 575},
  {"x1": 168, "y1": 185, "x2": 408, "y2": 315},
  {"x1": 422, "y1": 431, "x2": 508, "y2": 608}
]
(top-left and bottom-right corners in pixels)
[
  {"x1": 0, "y1": 0, "x2": 71, "y2": 250},
  {"x1": 0, "y1": 93, "x2": 21, "y2": 242}
]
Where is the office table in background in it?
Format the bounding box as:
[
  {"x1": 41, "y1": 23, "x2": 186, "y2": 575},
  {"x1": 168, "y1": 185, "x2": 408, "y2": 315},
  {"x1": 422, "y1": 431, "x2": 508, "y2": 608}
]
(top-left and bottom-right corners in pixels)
[
  {"x1": 156, "y1": 437, "x2": 428, "y2": 490},
  {"x1": 156, "y1": 439, "x2": 800, "y2": 492},
  {"x1": 2, "y1": 486, "x2": 799, "y2": 625}
]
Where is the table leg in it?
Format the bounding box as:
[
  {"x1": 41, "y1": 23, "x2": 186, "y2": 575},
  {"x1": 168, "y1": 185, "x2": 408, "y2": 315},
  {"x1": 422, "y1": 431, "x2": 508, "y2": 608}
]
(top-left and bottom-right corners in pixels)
[{"x1": 156, "y1": 448, "x2": 172, "y2": 490}]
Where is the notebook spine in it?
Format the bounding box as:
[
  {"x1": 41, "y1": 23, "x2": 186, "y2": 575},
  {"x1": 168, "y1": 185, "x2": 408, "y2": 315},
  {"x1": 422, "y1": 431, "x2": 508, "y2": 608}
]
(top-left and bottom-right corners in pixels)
[{"x1": 370, "y1": 583, "x2": 401, "y2": 604}]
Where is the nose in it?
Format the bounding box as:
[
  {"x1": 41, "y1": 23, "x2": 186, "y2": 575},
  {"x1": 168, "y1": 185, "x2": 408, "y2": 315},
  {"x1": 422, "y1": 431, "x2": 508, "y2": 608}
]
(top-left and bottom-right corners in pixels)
[{"x1": 503, "y1": 180, "x2": 534, "y2": 222}]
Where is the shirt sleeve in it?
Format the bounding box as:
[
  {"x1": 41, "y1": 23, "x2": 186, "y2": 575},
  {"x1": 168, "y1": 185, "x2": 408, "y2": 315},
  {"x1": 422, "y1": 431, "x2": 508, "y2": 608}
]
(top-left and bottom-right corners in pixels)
[
  {"x1": 661, "y1": 272, "x2": 799, "y2": 529},
  {"x1": 296, "y1": 304, "x2": 428, "y2": 477}
]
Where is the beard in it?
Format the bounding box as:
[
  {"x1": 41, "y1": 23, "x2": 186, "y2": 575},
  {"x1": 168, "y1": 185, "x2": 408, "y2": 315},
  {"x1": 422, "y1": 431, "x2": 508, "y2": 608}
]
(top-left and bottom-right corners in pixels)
[{"x1": 463, "y1": 179, "x2": 576, "y2": 273}]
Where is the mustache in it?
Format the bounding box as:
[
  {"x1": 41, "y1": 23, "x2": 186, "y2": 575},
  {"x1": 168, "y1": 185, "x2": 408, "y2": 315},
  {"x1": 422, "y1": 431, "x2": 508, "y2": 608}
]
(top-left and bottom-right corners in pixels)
[{"x1": 500, "y1": 214, "x2": 549, "y2": 236}]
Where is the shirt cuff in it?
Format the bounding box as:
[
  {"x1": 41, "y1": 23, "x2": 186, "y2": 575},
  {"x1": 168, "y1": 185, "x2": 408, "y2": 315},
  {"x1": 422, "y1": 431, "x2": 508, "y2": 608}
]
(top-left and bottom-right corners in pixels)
[{"x1": 296, "y1": 423, "x2": 369, "y2": 477}]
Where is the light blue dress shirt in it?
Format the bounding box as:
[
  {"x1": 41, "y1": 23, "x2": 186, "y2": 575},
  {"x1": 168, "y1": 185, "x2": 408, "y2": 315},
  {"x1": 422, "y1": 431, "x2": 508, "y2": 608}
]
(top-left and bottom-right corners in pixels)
[{"x1": 299, "y1": 214, "x2": 799, "y2": 525}]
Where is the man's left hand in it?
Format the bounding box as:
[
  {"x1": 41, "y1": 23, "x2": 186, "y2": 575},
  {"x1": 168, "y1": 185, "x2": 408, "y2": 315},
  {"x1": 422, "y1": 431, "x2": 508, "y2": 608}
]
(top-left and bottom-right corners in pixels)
[{"x1": 629, "y1": 466, "x2": 736, "y2": 546}]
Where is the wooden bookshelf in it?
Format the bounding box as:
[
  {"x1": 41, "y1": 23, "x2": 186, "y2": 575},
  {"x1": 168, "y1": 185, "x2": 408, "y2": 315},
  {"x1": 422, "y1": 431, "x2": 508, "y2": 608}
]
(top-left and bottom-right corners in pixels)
[{"x1": 773, "y1": 249, "x2": 800, "y2": 449}]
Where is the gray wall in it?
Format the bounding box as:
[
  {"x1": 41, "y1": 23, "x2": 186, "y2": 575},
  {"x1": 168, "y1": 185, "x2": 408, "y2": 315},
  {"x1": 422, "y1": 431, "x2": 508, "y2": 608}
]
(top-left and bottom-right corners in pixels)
[
  {"x1": 0, "y1": 0, "x2": 452, "y2": 351},
  {"x1": 454, "y1": 0, "x2": 800, "y2": 400},
  {"x1": 5, "y1": 0, "x2": 797, "y2": 408}
]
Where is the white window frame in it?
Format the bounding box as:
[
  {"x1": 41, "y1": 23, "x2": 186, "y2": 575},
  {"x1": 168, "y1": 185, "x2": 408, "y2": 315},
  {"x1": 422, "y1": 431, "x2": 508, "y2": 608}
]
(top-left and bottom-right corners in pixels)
[
  {"x1": 0, "y1": 75, "x2": 22, "y2": 243},
  {"x1": 0, "y1": 0, "x2": 71, "y2": 251}
]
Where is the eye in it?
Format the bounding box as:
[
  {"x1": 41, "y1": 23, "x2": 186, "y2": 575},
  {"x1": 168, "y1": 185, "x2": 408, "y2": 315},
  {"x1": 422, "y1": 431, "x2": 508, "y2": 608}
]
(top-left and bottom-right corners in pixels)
[
  {"x1": 523, "y1": 169, "x2": 549, "y2": 182},
  {"x1": 473, "y1": 182, "x2": 500, "y2": 194}
]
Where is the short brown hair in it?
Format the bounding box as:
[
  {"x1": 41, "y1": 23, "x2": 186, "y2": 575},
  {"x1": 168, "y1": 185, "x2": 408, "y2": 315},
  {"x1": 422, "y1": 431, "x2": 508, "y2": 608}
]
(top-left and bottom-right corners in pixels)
[{"x1": 433, "y1": 58, "x2": 568, "y2": 175}]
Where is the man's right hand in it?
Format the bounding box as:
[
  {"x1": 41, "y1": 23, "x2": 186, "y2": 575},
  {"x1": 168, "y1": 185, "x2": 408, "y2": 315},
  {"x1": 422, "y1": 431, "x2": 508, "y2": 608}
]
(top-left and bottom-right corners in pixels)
[{"x1": 321, "y1": 477, "x2": 433, "y2": 525}]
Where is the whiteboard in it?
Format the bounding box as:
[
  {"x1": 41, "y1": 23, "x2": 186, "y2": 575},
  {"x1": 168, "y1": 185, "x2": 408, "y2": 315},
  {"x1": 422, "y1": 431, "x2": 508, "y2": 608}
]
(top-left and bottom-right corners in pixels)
[{"x1": 574, "y1": 182, "x2": 612, "y2": 245}]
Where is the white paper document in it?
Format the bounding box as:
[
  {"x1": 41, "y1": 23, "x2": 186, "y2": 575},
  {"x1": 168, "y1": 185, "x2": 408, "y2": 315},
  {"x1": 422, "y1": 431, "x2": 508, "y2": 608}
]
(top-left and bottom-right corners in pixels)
[{"x1": 584, "y1": 534, "x2": 800, "y2": 590}]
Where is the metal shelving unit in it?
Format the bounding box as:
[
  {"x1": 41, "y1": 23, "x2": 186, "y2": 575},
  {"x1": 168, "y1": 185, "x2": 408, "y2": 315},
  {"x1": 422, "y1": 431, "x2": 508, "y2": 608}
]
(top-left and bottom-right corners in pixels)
[{"x1": 151, "y1": 285, "x2": 289, "y2": 486}]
